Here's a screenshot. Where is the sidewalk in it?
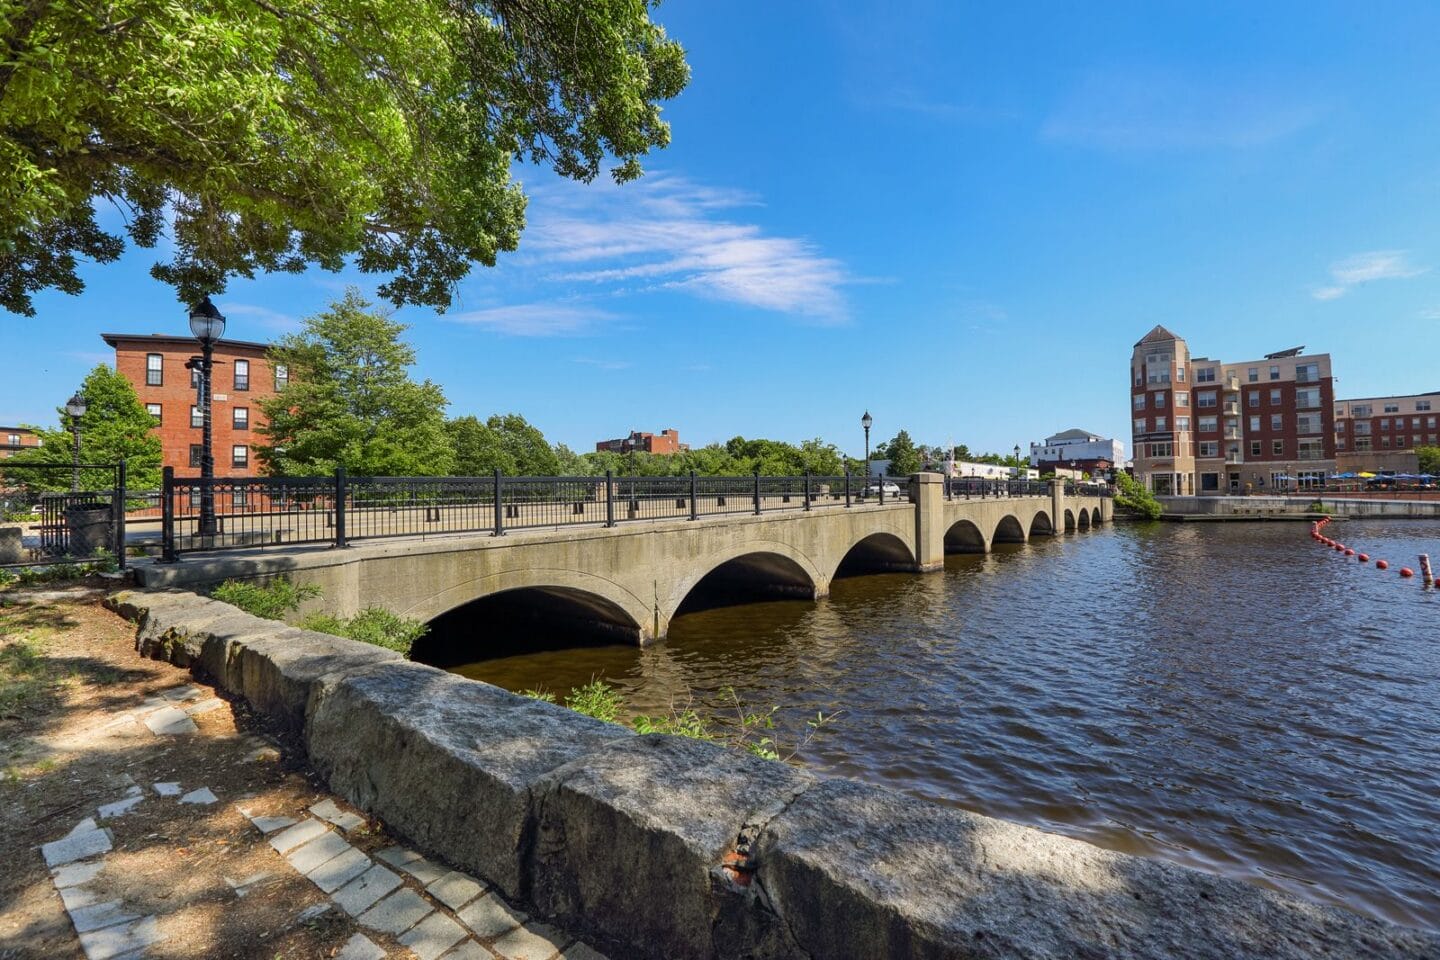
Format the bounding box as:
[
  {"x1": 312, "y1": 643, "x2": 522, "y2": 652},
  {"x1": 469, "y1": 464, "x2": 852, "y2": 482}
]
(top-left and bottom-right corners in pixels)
[{"x1": 0, "y1": 583, "x2": 606, "y2": 960}]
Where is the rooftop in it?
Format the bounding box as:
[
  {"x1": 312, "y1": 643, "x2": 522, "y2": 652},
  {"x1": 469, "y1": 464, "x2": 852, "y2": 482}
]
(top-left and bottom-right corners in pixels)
[
  {"x1": 101, "y1": 332, "x2": 271, "y2": 352},
  {"x1": 1134, "y1": 324, "x2": 1182, "y2": 347}
]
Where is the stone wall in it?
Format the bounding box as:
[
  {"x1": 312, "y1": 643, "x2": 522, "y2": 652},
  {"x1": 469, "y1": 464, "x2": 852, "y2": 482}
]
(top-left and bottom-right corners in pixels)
[
  {"x1": 1160, "y1": 495, "x2": 1440, "y2": 518},
  {"x1": 107, "y1": 589, "x2": 1440, "y2": 960}
]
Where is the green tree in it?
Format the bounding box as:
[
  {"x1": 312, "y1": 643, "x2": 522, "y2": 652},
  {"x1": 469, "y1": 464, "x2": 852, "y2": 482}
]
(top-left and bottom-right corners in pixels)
[
  {"x1": 5, "y1": 365, "x2": 162, "y2": 490},
  {"x1": 884, "y1": 430, "x2": 921, "y2": 476},
  {"x1": 1418, "y1": 446, "x2": 1440, "y2": 476},
  {"x1": 256, "y1": 291, "x2": 452, "y2": 476},
  {"x1": 446, "y1": 416, "x2": 512, "y2": 476},
  {"x1": 1114, "y1": 471, "x2": 1163, "y2": 520},
  {"x1": 486, "y1": 414, "x2": 561, "y2": 477},
  {"x1": 2, "y1": 0, "x2": 689, "y2": 316}
]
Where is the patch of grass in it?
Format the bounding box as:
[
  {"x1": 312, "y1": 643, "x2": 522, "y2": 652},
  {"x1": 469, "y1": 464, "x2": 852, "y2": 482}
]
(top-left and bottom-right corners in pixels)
[
  {"x1": 0, "y1": 636, "x2": 60, "y2": 721},
  {"x1": 299, "y1": 607, "x2": 428, "y2": 656},
  {"x1": 212, "y1": 577, "x2": 320, "y2": 620},
  {"x1": 563, "y1": 679, "x2": 622, "y2": 723}
]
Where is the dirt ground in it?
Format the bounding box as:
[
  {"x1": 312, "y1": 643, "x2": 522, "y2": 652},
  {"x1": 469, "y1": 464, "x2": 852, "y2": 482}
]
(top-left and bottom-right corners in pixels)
[{"x1": 0, "y1": 582, "x2": 591, "y2": 960}]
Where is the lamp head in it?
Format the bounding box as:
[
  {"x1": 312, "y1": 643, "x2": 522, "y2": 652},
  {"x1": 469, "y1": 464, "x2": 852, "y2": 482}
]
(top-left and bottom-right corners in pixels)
[
  {"x1": 861, "y1": 411, "x2": 873, "y2": 431},
  {"x1": 65, "y1": 392, "x2": 87, "y2": 419},
  {"x1": 188, "y1": 297, "x2": 227, "y2": 344}
]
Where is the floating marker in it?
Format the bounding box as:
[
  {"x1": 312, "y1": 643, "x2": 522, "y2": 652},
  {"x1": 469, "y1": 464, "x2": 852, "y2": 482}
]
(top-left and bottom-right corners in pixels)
[
  {"x1": 1358, "y1": 554, "x2": 1369, "y2": 563},
  {"x1": 1344, "y1": 549, "x2": 1354, "y2": 557},
  {"x1": 1377, "y1": 560, "x2": 1389, "y2": 570}
]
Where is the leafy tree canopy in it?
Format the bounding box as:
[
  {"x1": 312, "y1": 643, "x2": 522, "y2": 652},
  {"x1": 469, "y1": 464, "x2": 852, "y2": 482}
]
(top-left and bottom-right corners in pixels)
[
  {"x1": 1418, "y1": 445, "x2": 1440, "y2": 476},
  {"x1": 4, "y1": 365, "x2": 162, "y2": 490},
  {"x1": 1, "y1": 0, "x2": 689, "y2": 315},
  {"x1": 256, "y1": 290, "x2": 453, "y2": 475},
  {"x1": 447, "y1": 412, "x2": 560, "y2": 476},
  {"x1": 884, "y1": 430, "x2": 921, "y2": 476}
]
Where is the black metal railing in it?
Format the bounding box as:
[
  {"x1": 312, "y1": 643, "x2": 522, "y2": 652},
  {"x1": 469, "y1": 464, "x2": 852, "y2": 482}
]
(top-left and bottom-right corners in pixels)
[
  {"x1": 943, "y1": 477, "x2": 1054, "y2": 500},
  {"x1": 0, "y1": 461, "x2": 128, "y2": 568}
]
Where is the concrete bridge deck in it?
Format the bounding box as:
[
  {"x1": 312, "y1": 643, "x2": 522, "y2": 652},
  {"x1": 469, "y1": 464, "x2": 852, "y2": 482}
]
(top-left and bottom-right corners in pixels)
[{"x1": 138, "y1": 474, "x2": 1110, "y2": 643}]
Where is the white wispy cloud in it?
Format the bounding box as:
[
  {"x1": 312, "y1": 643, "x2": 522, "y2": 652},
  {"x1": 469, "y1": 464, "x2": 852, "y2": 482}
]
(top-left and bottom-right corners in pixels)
[
  {"x1": 1042, "y1": 68, "x2": 1322, "y2": 151},
  {"x1": 443, "y1": 302, "x2": 613, "y2": 337},
  {"x1": 1311, "y1": 250, "x2": 1428, "y2": 301},
  {"x1": 520, "y1": 174, "x2": 852, "y2": 323},
  {"x1": 1420, "y1": 307, "x2": 1440, "y2": 321},
  {"x1": 218, "y1": 302, "x2": 302, "y2": 333}
]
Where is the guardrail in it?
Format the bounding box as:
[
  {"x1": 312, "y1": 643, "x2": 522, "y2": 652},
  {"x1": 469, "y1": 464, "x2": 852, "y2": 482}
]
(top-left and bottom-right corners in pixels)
[{"x1": 0, "y1": 461, "x2": 128, "y2": 568}]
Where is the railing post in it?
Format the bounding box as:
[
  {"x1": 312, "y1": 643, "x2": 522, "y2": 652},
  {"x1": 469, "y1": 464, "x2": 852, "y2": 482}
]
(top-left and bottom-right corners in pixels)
[
  {"x1": 334, "y1": 467, "x2": 348, "y2": 548},
  {"x1": 879, "y1": 475, "x2": 886, "y2": 505},
  {"x1": 689, "y1": 470, "x2": 699, "y2": 521},
  {"x1": 114, "y1": 459, "x2": 127, "y2": 571},
  {"x1": 803, "y1": 472, "x2": 811, "y2": 511},
  {"x1": 753, "y1": 471, "x2": 762, "y2": 515},
  {"x1": 844, "y1": 469, "x2": 851, "y2": 507},
  {"x1": 160, "y1": 466, "x2": 176, "y2": 562},
  {"x1": 493, "y1": 468, "x2": 505, "y2": 536},
  {"x1": 605, "y1": 470, "x2": 616, "y2": 527}
]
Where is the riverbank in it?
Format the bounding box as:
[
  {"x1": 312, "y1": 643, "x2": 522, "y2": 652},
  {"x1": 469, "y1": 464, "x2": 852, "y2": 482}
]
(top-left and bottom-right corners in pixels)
[{"x1": 0, "y1": 585, "x2": 607, "y2": 959}]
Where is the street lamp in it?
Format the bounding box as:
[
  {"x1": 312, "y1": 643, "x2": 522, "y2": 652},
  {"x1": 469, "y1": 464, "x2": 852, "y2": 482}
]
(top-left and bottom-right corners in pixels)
[
  {"x1": 188, "y1": 297, "x2": 226, "y2": 537},
  {"x1": 65, "y1": 392, "x2": 87, "y2": 493},
  {"x1": 861, "y1": 411, "x2": 873, "y2": 477}
]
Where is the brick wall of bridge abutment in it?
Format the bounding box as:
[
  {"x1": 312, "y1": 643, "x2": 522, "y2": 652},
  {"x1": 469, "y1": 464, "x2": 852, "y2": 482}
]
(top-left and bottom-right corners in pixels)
[{"x1": 135, "y1": 474, "x2": 1109, "y2": 643}]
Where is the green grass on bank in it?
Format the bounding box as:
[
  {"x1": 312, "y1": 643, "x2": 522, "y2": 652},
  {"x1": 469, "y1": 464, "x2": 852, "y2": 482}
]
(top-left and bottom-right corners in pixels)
[{"x1": 211, "y1": 576, "x2": 427, "y2": 656}]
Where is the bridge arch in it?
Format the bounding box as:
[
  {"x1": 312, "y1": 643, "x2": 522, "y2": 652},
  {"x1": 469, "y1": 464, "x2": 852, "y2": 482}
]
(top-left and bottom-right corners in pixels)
[
  {"x1": 944, "y1": 518, "x2": 988, "y2": 554},
  {"x1": 672, "y1": 548, "x2": 822, "y2": 619},
  {"x1": 1077, "y1": 508, "x2": 1091, "y2": 530},
  {"x1": 1091, "y1": 506, "x2": 1102, "y2": 526},
  {"x1": 834, "y1": 532, "x2": 917, "y2": 577},
  {"x1": 1063, "y1": 509, "x2": 1076, "y2": 533},
  {"x1": 993, "y1": 514, "x2": 1027, "y2": 544},
  {"x1": 1029, "y1": 510, "x2": 1054, "y2": 537}
]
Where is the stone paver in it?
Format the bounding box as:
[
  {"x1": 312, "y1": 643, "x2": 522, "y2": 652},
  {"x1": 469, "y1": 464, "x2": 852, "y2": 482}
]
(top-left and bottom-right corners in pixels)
[
  {"x1": 397, "y1": 854, "x2": 450, "y2": 886},
  {"x1": 42, "y1": 825, "x2": 112, "y2": 867},
  {"x1": 51, "y1": 860, "x2": 105, "y2": 888},
  {"x1": 183, "y1": 697, "x2": 225, "y2": 715},
  {"x1": 159, "y1": 684, "x2": 204, "y2": 702},
  {"x1": 333, "y1": 864, "x2": 403, "y2": 917},
  {"x1": 559, "y1": 943, "x2": 610, "y2": 960},
  {"x1": 58, "y1": 886, "x2": 100, "y2": 911},
  {"x1": 286, "y1": 829, "x2": 352, "y2": 875},
  {"x1": 357, "y1": 887, "x2": 433, "y2": 935},
  {"x1": 442, "y1": 940, "x2": 498, "y2": 960},
  {"x1": 179, "y1": 787, "x2": 218, "y2": 805},
  {"x1": 68, "y1": 899, "x2": 139, "y2": 933},
  {"x1": 335, "y1": 931, "x2": 387, "y2": 960},
  {"x1": 309, "y1": 798, "x2": 367, "y2": 832},
  {"x1": 96, "y1": 787, "x2": 144, "y2": 819},
  {"x1": 152, "y1": 782, "x2": 181, "y2": 796},
  {"x1": 251, "y1": 814, "x2": 298, "y2": 834},
  {"x1": 491, "y1": 922, "x2": 567, "y2": 960},
  {"x1": 427, "y1": 870, "x2": 486, "y2": 911},
  {"x1": 142, "y1": 705, "x2": 198, "y2": 735},
  {"x1": 224, "y1": 871, "x2": 273, "y2": 897},
  {"x1": 309, "y1": 847, "x2": 372, "y2": 893},
  {"x1": 399, "y1": 911, "x2": 468, "y2": 960},
  {"x1": 456, "y1": 894, "x2": 527, "y2": 939},
  {"x1": 268, "y1": 818, "x2": 328, "y2": 854},
  {"x1": 76, "y1": 914, "x2": 161, "y2": 960},
  {"x1": 374, "y1": 845, "x2": 422, "y2": 869}
]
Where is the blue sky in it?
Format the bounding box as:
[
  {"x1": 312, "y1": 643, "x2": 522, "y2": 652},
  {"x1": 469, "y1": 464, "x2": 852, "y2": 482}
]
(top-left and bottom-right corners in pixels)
[{"x1": 6, "y1": 1, "x2": 1440, "y2": 460}]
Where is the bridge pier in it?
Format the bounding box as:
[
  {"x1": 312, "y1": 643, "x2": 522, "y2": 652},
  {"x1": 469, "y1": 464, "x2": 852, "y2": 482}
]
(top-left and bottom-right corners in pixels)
[
  {"x1": 911, "y1": 473, "x2": 946, "y2": 571},
  {"x1": 1051, "y1": 481, "x2": 1066, "y2": 538}
]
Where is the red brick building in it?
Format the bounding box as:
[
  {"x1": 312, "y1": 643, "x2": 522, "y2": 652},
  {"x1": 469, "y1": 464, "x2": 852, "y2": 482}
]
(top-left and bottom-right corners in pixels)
[
  {"x1": 1333, "y1": 390, "x2": 1440, "y2": 473},
  {"x1": 595, "y1": 429, "x2": 688, "y2": 455},
  {"x1": 102, "y1": 333, "x2": 286, "y2": 477},
  {"x1": 1, "y1": 426, "x2": 42, "y2": 460}
]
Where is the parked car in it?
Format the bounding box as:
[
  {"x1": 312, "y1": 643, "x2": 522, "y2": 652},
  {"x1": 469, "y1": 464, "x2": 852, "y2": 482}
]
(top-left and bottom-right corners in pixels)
[{"x1": 863, "y1": 480, "x2": 901, "y2": 497}]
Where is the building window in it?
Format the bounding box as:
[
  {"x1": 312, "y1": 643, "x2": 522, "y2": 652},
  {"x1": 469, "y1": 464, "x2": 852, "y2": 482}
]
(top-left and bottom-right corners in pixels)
[
  {"x1": 1379, "y1": 418, "x2": 1389, "y2": 430},
  {"x1": 1196, "y1": 368, "x2": 1215, "y2": 382},
  {"x1": 1428, "y1": 417, "x2": 1437, "y2": 429},
  {"x1": 234, "y1": 359, "x2": 250, "y2": 391},
  {"x1": 1268, "y1": 365, "x2": 1279, "y2": 380},
  {"x1": 1248, "y1": 392, "x2": 1260, "y2": 407},
  {"x1": 189, "y1": 444, "x2": 203, "y2": 468},
  {"x1": 1199, "y1": 416, "x2": 1218, "y2": 432},
  {"x1": 1153, "y1": 391, "x2": 1167, "y2": 407},
  {"x1": 1269, "y1": 389, "x2": 1281, "y2": 405},
  {"x1": 1175, "y1": 392, "x2": 1189, "y2": 407},
  {"x1": 1397, "y1": 435, "x2": 1407, "y2": 447},
  {"x1": 1248, "y1": 367, "x2": 1258, "y2": 382},
  {"x1": 1355, "y1": 438, "x2": 1372, "y2": 451},
  {"x1": 1383, "y1": 402, "x2": 1399, "y2": 413},
  {"x1": 6, "y1": 433, "x2": 18, "y2": 446},
  {"x1": 1296, "y1": 388, "x2": 1320, "y2": 409},
  {"x1": 274, "y1": 364, "x2": 289, "y2": 390},
  {"x1": 146, "y1": 403, "x2": 162, "y2": 424},
  {"x1": 1412, "y1": 418, "x2": 1421, "y2": 429},
  {"x1": 1272, "y1": 439, "x2": 1284, "y2": 456},
  {"x1": 233, "y1": 488, "x2": 249, "y2": 508},
  {"x1": 1155, "y1": 417, "x2": 1167, "y2": 431},
  {"x1": 1418, "y1": 400, "x2": 1432, "y2": 412},
  {"x1": 1176, "y1": 416, "x2": 1190, "y2": 431},
  {"x1": 1382, "y1": 435, "x2": 1391, "y2": 448},
  {"x1": 1249, "y1": 416, "x2": 1260, "y2": 432},
  {"x1": 1250, "y1": 441, "x2": 1261, "y2": 456},
  {"x1": 1353, "y1": 422, "x2": 1371, "y2": 436},
  {"x1": 1296, "y1": 363, "x2": 1319, "y2": 384},
  {"x1": 1148, "y1": 442, "x2": 1173, "y2": 458},
  {"x1": 1336, "y1": 438, "x2": 1346, "y2": 449},
  {"x1": 146, "y1": 353, "x2": 163, "y2": 386},
  {"x1": 232, "y1": 445, "x2": 249, "y2": 468},
  {"x1": 1270, "y1": 414, "x2": 1283, "y2": 431},
  {"x1": 191, "y1": 365, "x2": 201, "y2": 389},
  {"x1": 1133, "y1": 418, "x2": 1146, "y2": 435},
  {"x1": 1198, "y1": 442, "x2": 1218, "y2": 457},
  {"x1": 1133, "y1": 394, "x2": 1146, "y2": 411},
  {"x1": 191, "y1": 405, "x2": 203, "y2": 428},
  {"x1": 1352, "y1": 404, "x2": 1372, "y2": 417},
  {"x1": 1296, "y1": 414, "x2": 1322, "y2": 435},
  {"x1": 1197, "y1": 391, "x2": 1216, "y2": 408},
  {"x1": 233, "y1": 407, "x2": 249, "y2": 430},
  {"x1": 1176, "y1": 367, "x2": 1186, "y2": 382}
]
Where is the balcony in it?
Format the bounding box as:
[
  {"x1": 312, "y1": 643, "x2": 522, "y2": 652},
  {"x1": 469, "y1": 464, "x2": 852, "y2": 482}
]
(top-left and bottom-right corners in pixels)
[
  {"x1": 1296, "y1": 371, "x2": 1319, "y2": 384},
  {"x1": 1224, "y1": 374, "x2": 1241, "y2": 391},
  {"x1": 1225, "y1": 452, "x2": 1244, "y2": 464},
  {"x1": 1223, "y1": 403, "x2": 1240, "y2": 416},
  {"x1": 1223, "y1": 430, "x2": 1242, "y2": 440}
]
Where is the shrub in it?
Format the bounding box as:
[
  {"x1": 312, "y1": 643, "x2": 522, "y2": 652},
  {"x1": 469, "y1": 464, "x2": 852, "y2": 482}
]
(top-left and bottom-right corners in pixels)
[
  {"x1": 1306, "y1": 500, "x2": 1326, "y2": 513},
  {"x1": 299, "y1": 607, "x2": 429, "y2": 656},
  {"x1": 212, "y1": 576, "x2": 320, "y2": 620},
  {"x1": 1113, "y1": 471, "x2": 1163, "y2": 520},
  {"x1": 563, "y1": 679, "x2": 622, "y2": 724}
]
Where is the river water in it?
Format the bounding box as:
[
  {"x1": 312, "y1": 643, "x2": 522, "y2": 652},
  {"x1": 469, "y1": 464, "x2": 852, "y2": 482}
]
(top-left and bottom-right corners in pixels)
[{"x1": 447, "y1": 520, "x2": 1440, "y2": 931}]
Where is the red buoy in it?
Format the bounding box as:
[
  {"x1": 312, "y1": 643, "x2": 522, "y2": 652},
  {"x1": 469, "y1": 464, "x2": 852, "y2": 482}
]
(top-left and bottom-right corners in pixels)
[
  {"x1": 1377, "y1": 560, "x2": 1389, "y2": 570},
  {"x1": 1334, "y1": 544, "x2": 1345, "y2": 552},
  {"x1": 1400, "y1": 567, "x2": 1415, "y2": 578},
  {"x1": 1344, "y1": 549, "x2": 1354, "y2": 556},
  {"x1": 1358, "y1": 554, "x2": 1369, "y2": 562}
]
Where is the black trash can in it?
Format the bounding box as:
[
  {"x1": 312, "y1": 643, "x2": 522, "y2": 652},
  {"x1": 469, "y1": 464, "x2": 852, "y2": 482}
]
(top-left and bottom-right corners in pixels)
[{"x1": 64, "y1": 502, "x2": 114, "y2": 559}]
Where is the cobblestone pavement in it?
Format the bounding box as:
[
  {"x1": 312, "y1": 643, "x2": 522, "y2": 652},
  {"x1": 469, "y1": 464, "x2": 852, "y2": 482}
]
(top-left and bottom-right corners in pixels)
[{"x1": 2, "y1": 589, "x2": 608, "y2": 960}]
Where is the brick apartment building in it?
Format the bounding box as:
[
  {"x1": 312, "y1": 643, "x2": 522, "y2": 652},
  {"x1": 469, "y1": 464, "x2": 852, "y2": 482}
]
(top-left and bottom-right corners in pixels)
[
  {"x1": 595, "y1": 429, "x2": 688, "y2": 455},
  {"x1": 1130, "y1": 326, "x2": 1336, "y2": 495},
  {"x1": 1, "y1": 426, "x2": 42, "y2": 460},
  {"x1": 1333, "y1": 390, "x2": 1440, "y2": 473},
  {"x1": 103, "y1": 333, "x2": 286, "y2": 477}
]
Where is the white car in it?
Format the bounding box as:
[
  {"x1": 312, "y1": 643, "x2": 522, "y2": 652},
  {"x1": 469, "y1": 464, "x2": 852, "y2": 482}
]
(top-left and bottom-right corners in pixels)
[{"x1": 863, "y1": 480, "x2": 901, "y2": 496}]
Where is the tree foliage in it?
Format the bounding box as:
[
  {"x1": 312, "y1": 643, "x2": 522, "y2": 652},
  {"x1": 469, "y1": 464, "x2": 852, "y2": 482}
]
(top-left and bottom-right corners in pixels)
[
  {"x1": 446, "y1": 413, "x2": 560, "y2": 476},
  {"x1": 1418, "y1": 445, "x2": 1440, "y2": 476},
  {"x1": 3, "y1": 365, "x2": 162, "y2": 490},
  {"x1": 883, "y1": 430, "x2": 921, "y2": 476},
  {"x1": 1114, "y1": 471, "x2": 1163, "y2": 520},
  {"x1": 1, "y1": 0, "x2": 689, "y2": 315},
  {"x1": 256, "y1": 290, "x2": 452, "y2": 475}
]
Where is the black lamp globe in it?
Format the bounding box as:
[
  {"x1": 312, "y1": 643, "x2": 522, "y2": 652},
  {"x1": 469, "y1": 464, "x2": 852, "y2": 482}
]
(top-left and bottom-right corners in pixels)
[
  {"x1": 65, "y1": 392, "x2": 88, "y2": 419},
  {"x1": 188, "y1": 297, "x2": 227, "y2": 344},
  {"x1": 861, "y1": 411, "x2": 873, "y2": 432}
]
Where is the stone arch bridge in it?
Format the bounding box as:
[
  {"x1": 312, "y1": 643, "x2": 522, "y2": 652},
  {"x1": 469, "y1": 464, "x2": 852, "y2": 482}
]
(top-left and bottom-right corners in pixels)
[{"x1": 140, "y1": 475, "x2": 1109, "y2": 645}]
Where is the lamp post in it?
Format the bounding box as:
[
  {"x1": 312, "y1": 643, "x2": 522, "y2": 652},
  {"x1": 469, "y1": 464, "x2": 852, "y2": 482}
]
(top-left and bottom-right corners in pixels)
[
  {"x1": 861, "y1": 410, "x2": 873, "y2": 477},
  {"x1": 188, "y1": 297, "x2": 226, "y2": 537},
  {"x1": 65, "y1": 392, "x2": 87, "y2": 493}
]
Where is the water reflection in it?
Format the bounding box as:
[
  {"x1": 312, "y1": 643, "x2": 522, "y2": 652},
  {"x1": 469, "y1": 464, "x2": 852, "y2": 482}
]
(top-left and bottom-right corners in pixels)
[{"x1": 447, "y1": 520, "x2": 1440, "y2": 931}]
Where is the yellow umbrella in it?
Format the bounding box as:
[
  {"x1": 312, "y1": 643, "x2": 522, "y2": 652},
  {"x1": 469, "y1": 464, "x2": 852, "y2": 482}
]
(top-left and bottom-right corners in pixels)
[{"x1": 1357, "y1": 471, "x2": 1376, "y2": 478}]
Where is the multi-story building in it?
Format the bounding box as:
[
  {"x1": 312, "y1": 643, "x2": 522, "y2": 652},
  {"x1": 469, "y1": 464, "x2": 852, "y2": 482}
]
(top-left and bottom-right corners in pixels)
[
  {"x1": 1333, "y1": 391, "x2": 1440, "y2": 473},
  {"x1": 102, "y1": 332, "x2": 286, "y2": 477},
  {"x1": 1, "y1": 426, "x2": 42, "y2": 460},
  {"x1": 595, "y1": 429, "x2": 688, "y2": 455},
  {"x1": 1028, "y1": 429, "x2": 1123, "y2": 476},
  {"x1": 1130, "y1": 326, "x2": 1336, "y2": 495}
]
